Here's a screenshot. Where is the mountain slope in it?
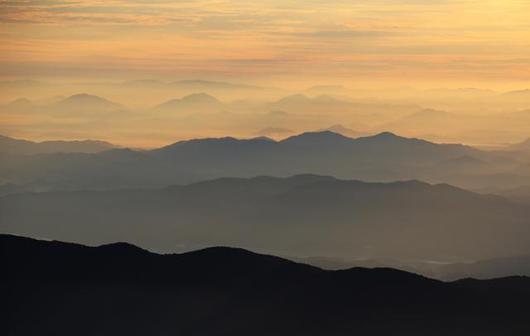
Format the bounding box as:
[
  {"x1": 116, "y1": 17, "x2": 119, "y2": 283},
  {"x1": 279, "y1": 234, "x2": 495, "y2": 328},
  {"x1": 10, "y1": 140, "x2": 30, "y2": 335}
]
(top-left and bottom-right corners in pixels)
[
  {"x1": 3, "y1": 234, "x2": 530, "y2": 336},
  {"x1": 52, "y1": 93, "x2": 121, "y2": 113},
  {"x1": 506, "y1": 138, "x2": 530, "y2": 152},
  {"x1": 2, "y1": 175, "x2": 529, "y2": 261},
  {"x1": 0, "y1": 134, "x2": 116, "y2": 155},
  {"x1": 0, "y1": 131, "x2": 524, "y2": 192},
  {"x1": 153, "y1": 93, "x2": 223, "y2": 112}
]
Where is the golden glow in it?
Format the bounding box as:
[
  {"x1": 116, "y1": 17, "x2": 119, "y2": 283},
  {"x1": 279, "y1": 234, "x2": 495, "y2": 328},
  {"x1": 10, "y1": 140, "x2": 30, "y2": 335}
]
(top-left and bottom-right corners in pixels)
[
  {"x1": 1, "y1": 1, "x2": 530, "y2": 148},
  {"x1": 1, "y1": 0, "x2": 529, "y2": 86}
]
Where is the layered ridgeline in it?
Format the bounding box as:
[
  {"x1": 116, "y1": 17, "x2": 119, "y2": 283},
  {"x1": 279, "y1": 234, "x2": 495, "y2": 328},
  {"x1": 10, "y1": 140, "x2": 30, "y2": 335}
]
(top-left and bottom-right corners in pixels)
[
  {"x1": 2, "y1": 175, "x2": 529, "y2": 262},
  {"x1": 1, "y1": 131, "x2": 529, "y2": 193},
  {"x1": 3, "y1": 234, "x2": 530, "y2": 336},
  {"x1": 0, "y1": 134, "x2": 116, "y2": 155},
  {"x1": 298, "y1": 253, "x2": 530, "y2": 281}
]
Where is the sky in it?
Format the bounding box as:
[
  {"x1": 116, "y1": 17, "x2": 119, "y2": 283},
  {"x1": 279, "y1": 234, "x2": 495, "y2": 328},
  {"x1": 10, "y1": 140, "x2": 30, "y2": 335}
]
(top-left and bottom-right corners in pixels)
[{"x1": 1, "y1": 0, "x2": 530, "y2": 88}]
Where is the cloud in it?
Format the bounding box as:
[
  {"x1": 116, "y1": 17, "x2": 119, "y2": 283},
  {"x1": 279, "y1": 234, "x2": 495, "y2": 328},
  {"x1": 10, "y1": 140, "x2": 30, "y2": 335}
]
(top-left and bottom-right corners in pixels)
[
  {"x1": 293, "y1": 30, "x2": 397, "y2": 39},
  {"x1": 0, "y1": 0, "x2": 529, "y2": 83}
]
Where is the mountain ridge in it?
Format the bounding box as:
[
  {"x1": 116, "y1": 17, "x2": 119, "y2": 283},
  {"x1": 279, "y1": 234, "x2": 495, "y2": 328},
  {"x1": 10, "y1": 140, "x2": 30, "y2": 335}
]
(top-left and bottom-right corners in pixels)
[
  {"x1": 3, "y1": 234, "x2": 530, "y2": 335},
  {"x1": 2, "y1": 174, "x2": 528, "y2": 261},
  {"x1": 0, "y1": 134, "x2": 116, "y2": 155}
]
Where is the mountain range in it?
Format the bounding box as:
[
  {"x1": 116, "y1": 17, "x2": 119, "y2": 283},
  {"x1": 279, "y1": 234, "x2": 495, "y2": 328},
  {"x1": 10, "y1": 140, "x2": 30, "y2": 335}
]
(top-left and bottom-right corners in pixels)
[
  {"x1": 1, "y1": 130, "x2": 528, "y2": 192},
  {"x1": 3, "y1": 90, "x2": 530, "y2": 147},
  {"x1": 51, "y1": 93, "x2": 122, "y2": 114},
  {"x1": 2, "y1": 175, "x2": 529, "y2": 261},
  {"x1": 153, "y1": 93, "x2": 223, "y2": 112},
  {"x1": 0, "y1": 134, "x2": 116, "y2": 155},
  {"x1": 3, "y1": 234, "x2": 530, "y2": 335},
  {"x1": 297, "y1": 253, "x2": 530, "y2": 281}
]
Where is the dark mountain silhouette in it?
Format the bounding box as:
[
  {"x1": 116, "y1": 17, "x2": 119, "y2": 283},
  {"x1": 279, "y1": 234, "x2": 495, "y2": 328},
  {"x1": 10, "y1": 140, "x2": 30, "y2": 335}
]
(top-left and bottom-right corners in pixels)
[
  {"x1": 2, "y1": 175, "x2": 529, "y2": 261},
  {"x1": 2, "y1": 131, "x2": 523, "y2": 192},
  {"x1": 0, "y1": 134, "x2": 116, "y2": 155},
  {"x1": 3, "y1": 234, "x2": 530, "y2": 336}
]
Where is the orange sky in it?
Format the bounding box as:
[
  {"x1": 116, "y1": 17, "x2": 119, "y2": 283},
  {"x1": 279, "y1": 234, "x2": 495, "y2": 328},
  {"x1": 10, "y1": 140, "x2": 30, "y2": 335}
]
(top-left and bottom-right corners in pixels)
[{"x1": 1, "y1": 0, "x2": 529, "y2": 88}]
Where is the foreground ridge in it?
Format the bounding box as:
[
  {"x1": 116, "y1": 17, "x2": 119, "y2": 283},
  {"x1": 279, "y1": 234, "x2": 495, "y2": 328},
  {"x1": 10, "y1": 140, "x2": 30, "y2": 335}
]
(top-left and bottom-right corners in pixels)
[{"x1": 3, "y1": 234, "x2": 530, "y2": 336}]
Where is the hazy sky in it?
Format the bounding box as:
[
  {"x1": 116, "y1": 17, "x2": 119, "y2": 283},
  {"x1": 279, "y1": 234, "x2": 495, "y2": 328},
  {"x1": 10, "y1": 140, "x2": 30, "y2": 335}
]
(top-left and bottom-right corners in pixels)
[{"x1": 2, "y1": 0, "x2": 530, "y2": 88}]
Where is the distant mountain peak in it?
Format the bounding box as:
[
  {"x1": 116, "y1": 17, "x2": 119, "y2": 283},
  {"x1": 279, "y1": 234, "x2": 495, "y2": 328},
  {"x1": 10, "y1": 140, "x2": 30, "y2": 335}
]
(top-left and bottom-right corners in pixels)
[
  {"x1": 282, "y1": 130, "x2": 352, "y2": 144},
  {"x1": 0, "y1": 134, "x2": 116, "y2": 154},
  {"x1": 318, "y1": 124, "x2": 359, "y2": 136},
  {"x1": 180, "y1": 92, "x2": 220, "y2": 103},
  {"x1": 372, "y1": 131, "x2": 400, "y2": 139},
  {"x1": 64, "y1": 93, "x2": 107, "y2": 101},
  {"x1": 154, "y1": 93, "x2": 222, "y2": 111},
  {"x1": 6, "y1": 97, "x2": 34, "y2": 109},
  {"x1": 56, "y1": 93, "x2": 120, "y2": 109},
  {"x1": 9, "y1": 97, "x2": 32, "y2": 104},
  {"x1": 355, "y1": 132, "x2": 430, "y2": 146},
  {"x1": 97, "y1": 242, "x2": 149, "y2": 255}
]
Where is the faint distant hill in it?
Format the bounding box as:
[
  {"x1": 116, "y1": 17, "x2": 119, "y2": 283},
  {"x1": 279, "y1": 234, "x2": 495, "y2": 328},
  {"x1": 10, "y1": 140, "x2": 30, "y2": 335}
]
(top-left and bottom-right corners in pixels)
[
  {"x1": 3, "y1": 234, "x2": 530, "y2": 335},
  {"x1": 0, "y1": 134, "x2": 116, "y2": 155},
  {"x1": 272, "y1": 93, "x2": 314, "y2": 106},
  {"x1": 295, "y1": 253, "x2": 530, "y2": 281},
  {"x1": 153, "y1": 93, "x2": 223, "y2": 112},
  {"x1": 2, "y1": 175, "x2": 529, "y2": 261},
  {"x1": 502, "y1": 89, "x2": 530, "y2": 99},
  {"x1": 440, "y1": 254, "x2": 530, "y2": 280},
  {"x1": 317, "y1": 124, "x2": 360, "y2": 137},
  {"x1": 3, "y1": 98, "x2": 35, "y2": 111},
  {"x1": 51, "y1": 93, "x2": 122, "y2": 113},
  {"x1": 254, "y1": 127, "x2": 295, "y2": 138},
  {"x1": 505, "y1": 138, "x2": 530, "y2": 152}
]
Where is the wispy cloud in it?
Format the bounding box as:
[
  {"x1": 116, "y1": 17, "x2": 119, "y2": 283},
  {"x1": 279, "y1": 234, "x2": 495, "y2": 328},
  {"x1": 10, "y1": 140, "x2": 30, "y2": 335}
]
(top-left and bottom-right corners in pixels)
[{"x1": 1, "y1": 0, "x2": 529, "y2": 83}]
